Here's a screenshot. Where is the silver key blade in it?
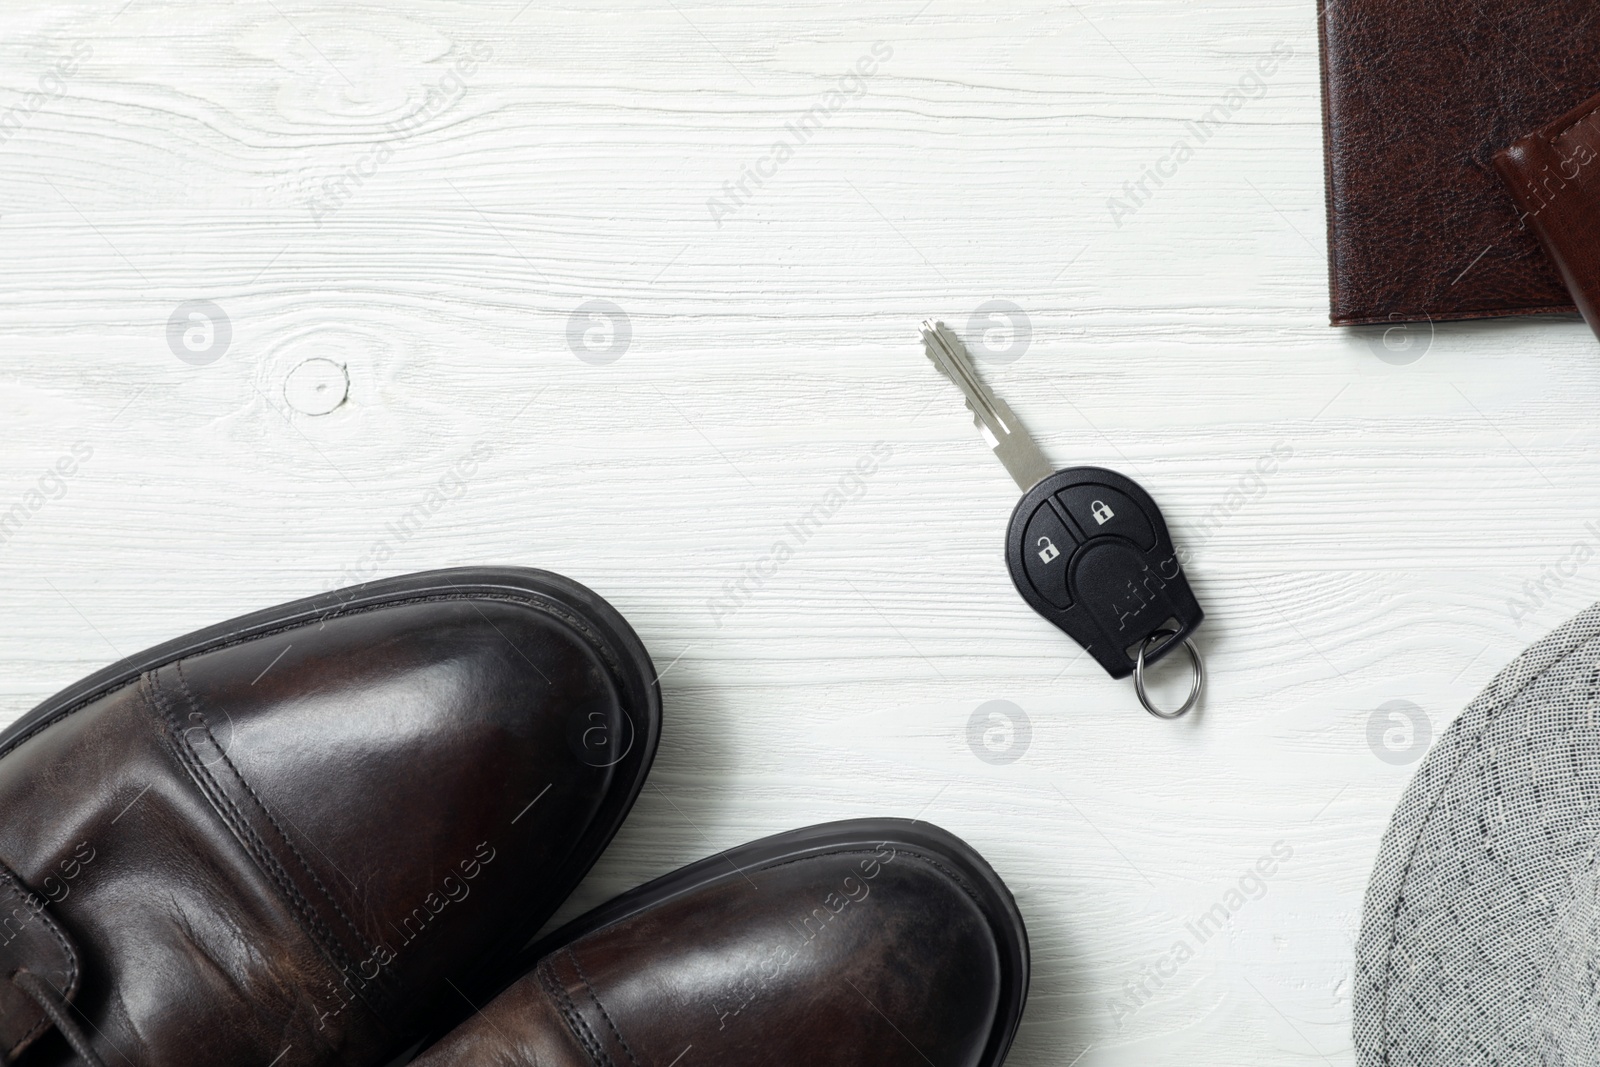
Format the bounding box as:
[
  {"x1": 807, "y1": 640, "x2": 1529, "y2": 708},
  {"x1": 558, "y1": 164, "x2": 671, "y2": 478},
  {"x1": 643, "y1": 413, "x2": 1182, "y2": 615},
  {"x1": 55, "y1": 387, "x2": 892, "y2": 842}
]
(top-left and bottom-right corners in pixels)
[{"x1": 920, "y1": 320, "x2": 1055, "y2": 492}]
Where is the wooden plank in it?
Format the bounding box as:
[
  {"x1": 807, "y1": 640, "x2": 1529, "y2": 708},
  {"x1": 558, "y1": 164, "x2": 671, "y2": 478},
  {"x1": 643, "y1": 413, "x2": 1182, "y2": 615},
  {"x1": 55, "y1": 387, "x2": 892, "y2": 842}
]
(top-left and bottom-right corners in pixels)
[{"x1": 1, "y1": 1, "x2": 1594, "y2": 1061}]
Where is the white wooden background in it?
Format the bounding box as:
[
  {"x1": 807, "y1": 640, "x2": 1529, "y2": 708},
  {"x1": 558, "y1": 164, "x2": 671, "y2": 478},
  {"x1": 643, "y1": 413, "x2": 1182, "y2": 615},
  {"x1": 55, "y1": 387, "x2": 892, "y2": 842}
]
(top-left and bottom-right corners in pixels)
[{"x1": 2, "y1": 1, "x2": 1595, "y2": 1063}]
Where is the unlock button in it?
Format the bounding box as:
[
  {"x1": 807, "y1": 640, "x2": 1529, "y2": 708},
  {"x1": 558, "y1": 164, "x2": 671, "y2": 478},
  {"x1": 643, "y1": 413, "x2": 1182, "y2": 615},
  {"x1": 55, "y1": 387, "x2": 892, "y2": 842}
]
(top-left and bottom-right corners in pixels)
[{"x1": 1021, "y1": 503, "x2": 1074, "y2": 609}]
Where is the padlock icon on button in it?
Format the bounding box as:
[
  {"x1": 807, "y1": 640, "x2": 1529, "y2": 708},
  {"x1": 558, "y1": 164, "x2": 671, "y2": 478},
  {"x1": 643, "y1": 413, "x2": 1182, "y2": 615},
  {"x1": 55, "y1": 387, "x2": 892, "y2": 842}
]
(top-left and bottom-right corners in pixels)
[
  {"x1": 1090, "y1": 500, "x2": 1114, "y2": 526},
  {"x1": 1037, "y1": 537, "x2": 1061, "y2": 564}
]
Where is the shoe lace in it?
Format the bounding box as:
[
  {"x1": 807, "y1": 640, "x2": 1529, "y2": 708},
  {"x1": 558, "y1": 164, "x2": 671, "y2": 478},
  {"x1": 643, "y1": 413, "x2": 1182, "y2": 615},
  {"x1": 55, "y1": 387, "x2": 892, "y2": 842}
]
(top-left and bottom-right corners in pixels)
[{"x1": 2, "y1": 970, "x2": 106, "y2": 1067}]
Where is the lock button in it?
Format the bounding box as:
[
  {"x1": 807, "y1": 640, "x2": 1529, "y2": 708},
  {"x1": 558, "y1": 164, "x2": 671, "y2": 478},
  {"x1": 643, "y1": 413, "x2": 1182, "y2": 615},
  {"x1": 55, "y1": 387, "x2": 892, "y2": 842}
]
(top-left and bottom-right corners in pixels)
[
  {"x1": 1021, "y1": 502, "x2": 1074, "y2": 609},
  {"x1": 1055, "y1": 485, "x2": 1156, "y2": 551}
]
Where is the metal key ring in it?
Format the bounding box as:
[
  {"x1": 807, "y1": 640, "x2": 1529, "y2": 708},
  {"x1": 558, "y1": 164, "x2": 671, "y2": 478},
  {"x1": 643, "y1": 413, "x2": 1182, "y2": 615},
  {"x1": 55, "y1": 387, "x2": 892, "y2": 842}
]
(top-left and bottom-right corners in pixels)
[{"x1": 1134, "y1": 629, "x2": 1204, "y2": 720}]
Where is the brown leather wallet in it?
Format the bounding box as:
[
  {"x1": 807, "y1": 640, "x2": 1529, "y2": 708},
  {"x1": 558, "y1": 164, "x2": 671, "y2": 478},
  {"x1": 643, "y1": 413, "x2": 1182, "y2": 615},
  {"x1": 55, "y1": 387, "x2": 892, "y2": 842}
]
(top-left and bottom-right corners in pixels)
[
  {"x1": 1496, "y1": 92, "x2": 1600, "y2": 341},
  {"x1": 1318, "y1": 0, "x2": 1600, "y2": 327}
]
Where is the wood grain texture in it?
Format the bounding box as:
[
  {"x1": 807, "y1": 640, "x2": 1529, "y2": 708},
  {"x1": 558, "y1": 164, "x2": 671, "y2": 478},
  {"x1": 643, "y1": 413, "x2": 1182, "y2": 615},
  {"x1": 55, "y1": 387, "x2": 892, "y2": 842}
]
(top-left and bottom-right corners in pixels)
[{"x1": 1, "y1": 0, "x2": 1596, "y2": 1063}]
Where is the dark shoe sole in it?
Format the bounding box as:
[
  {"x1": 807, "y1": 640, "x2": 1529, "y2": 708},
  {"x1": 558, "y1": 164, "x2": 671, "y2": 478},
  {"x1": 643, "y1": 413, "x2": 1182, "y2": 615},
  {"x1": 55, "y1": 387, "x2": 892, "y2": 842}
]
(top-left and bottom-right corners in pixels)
[
  {"x1": 514, "y1": 818, "x2": 1031, "y2": 1067},
  {"x1": 0, "y1": 566, "x2": 664, "y2": 1025}
]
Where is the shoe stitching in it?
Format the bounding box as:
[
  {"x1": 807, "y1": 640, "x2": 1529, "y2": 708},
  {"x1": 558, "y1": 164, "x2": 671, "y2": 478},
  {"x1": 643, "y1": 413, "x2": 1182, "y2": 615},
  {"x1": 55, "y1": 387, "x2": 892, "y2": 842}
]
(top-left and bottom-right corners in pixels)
[
  {"x1": 567, "y1": 947, "x2": 641, "y2": 1067},
  {"x1": 0, "y1": 580, "x2": 651, "y2": 1049},
  {"x1": 140, "y1": 672, "x2": 367, "y2": 1007},
  {"x1": 538, "y1": 958, "x2": 613, "y2": 1067},
  {"x1": 0, "y1": 865, "x2": 76, "y2": 1056},
  {"x1": 170, "y1": 659, "x2": 394, "y2": 995},
  {"x1": 0, "y1": 587, "x2": 642, "y2": 764},
  {"x1": 551, "y1": 960, "x2": 614, "y2": 1067},
  {"x1": 530, "y1": 847, "x2": 1008, "y2": 1067}
]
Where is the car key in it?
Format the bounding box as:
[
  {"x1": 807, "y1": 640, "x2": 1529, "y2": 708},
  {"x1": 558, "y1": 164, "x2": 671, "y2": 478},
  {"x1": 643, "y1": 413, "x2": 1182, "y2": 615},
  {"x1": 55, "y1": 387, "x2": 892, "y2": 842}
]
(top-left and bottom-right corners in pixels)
[{"x1": 920, "y1": 320, "x2": 1204, "y2": 719}]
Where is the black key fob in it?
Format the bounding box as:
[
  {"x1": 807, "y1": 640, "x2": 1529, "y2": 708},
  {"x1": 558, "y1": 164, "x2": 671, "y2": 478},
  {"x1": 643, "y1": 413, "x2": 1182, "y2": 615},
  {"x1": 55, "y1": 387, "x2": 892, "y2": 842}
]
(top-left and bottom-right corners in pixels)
[{"x1": 1006, "y1": 467, "x2": 1202, "y2": 680}]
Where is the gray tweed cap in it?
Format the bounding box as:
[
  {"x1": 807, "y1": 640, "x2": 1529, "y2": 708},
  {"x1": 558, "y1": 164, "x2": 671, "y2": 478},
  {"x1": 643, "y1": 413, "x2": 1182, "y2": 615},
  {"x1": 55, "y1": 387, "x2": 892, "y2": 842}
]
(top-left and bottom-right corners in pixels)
[{"x1": 1356, "y1": 603, "x2": 1600, "y2": 1065}]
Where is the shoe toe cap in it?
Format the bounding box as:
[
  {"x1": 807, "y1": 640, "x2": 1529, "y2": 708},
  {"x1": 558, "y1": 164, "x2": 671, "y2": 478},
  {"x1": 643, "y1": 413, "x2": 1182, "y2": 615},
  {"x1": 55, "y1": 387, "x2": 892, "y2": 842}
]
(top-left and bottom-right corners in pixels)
[
  {"x1": 549, "y1": 838, "x2": 1011, "y2": 1067},
  {"x1": 176, "y1": 594, "x2": 647, "y2": 958}
]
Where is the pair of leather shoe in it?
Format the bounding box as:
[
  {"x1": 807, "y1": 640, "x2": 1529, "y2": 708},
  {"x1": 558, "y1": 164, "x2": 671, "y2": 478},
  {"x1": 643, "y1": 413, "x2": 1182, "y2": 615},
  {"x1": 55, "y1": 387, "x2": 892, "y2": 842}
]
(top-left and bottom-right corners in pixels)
[{"x1": 0, "y1": 568, "x2": 1028, "y2": 1066}]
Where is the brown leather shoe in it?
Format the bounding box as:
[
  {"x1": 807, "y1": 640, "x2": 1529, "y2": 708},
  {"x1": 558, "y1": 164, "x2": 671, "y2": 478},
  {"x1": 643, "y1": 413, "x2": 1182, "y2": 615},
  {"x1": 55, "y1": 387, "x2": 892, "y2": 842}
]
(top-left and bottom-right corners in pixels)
[
  {"x1": 411, "y1": 820, "x2": 1029, "y2": 1067},
  {"x1": 0, "y1": 567, "x2": 661, "y2": 1067}
]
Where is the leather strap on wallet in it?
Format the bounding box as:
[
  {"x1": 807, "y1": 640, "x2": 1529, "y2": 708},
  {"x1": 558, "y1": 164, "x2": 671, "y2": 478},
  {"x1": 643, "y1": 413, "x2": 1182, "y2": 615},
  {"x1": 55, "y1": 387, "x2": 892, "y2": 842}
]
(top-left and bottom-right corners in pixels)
[{"x1": 1495, "y1": 92, "x2": 1600, "y2": 341}]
